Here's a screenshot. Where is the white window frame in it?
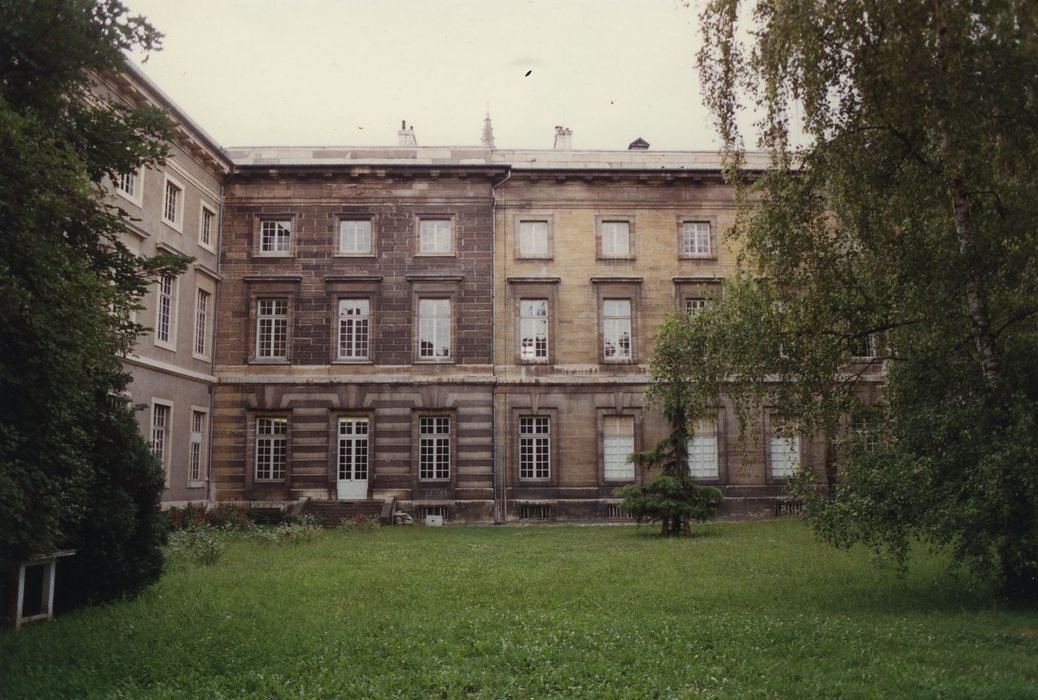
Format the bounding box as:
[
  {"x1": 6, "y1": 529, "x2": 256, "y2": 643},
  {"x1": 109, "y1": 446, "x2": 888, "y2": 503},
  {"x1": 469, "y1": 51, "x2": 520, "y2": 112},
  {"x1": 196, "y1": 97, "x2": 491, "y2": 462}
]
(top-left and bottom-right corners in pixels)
[
  {"x1": 600, "y1": 220, "x2": 631, "y2": 258},
  {"x1": 150, "y1": 400, "x2": 172, "y2": 487},
  {"x1": 256, "y1": 298, "x2": 289, "y2": 360},
  {"x1": 603, "y1": 415, "x2": 635, "y2": 480},
  {"x1": 687, "y1": 417, "x2": 719, "y2": 479},
  {"x1": 686, "y1": 298, "x2": 710, "y2": 317},
  {"x1": 769, "y1": 432, "x2": 801, "y2": 478},
  {"x1": 255, "y1": 416, "x2": 288, "y2": 481},
  {"x1": 189, "y1": 407, "x2": 208, "y2": 485},
  {"x1": 517, "y1": 220, "x2": 549, "y2": 258},
  {"x1": 417, "y1": 218, "x2": 453, "y2": 255},
  {"x1": 852, "y1": 333, "x2": 878, "y2": 359},
  {"x1": 161, "y1": 173, "x2": 185, "y2": 232},
  {"x1": 337, "y1": 298, "x2": 371, "y2": 360},
  {"x1": 338, "y1": 219, "x2": 373, "y2": 256},
  {"x1": 338, "y1": 417, "x2": 370, "y2": 482},
  {"x1": 199, "y1": 203, "x2": 217, "y2": 252},
  {"x1": 154, "y1": 274, "x2": 177, "y2": 350},
  {"x1": 115, "y1": 167, "x2": 144, "y2": 207},
  {"x1": 602, "y1": 298, "x2": 633, "y2": 361},
  {"x1": 418, "y1": 416, "x2": 451, "y2": 481},
  {"x1": 193, "y1": 287, "x2": 211, "y2": 360},
  {"x1": 681, "y1": 221, "x2": 712, "y2": 256},
  {"x1": 417, "y1": 298, "x2": 451, "y2": 361},
  {"x1": 258, "y1": 220, "x2": 293, "y2": 256},
  {"x1": 518, "y1": 298, "x2": 549, "y2": 363},
  {"x1": 519, "y1": 416, "x2": 551, "y2": 480}
]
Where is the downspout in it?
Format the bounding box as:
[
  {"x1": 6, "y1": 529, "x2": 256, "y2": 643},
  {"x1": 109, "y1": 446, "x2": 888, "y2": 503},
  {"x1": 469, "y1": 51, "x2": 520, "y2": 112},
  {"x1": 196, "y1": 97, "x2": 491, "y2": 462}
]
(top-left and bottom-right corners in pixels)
[
  {"x1": 490, "y1": 166, "x2": 511, "y2": 523},
  {"x1": 207, "y1": 166, "x2": 229, "y2": 508}
]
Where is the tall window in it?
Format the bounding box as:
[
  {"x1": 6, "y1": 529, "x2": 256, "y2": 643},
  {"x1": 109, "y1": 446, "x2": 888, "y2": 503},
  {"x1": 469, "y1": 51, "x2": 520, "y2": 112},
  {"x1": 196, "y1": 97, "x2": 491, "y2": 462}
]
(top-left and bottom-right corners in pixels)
[
  {"x1": 418, "y1": 298, "x2": 451, "y2": 359},
  {"x1": 194, "y1": 289, "x2": 210, "y2": 357},
  {"x1": 151, "y1": 404, "x2": 169, "y2": 470},
  {"x1": 200, "y1": 207, "x2": 215, "y2": 247},
  {"x1": 116, "y1": 170, "x2": 140, "y2": 202},
  {"x1": 519, "y1": 416, "x2": 551, "y2": 480},
  {"x1": 256, "y1": 298, "x2": 288, "y2": 359},
  {"x1": 602, "y1": 299, "x2": 632, "y2": 360},
  {"x1": 769, "y1": 432, "x2": 800, "y2": 478},
  {"x1": 518, "y1": 299, "x2": 548, "y2": 361},
  {"x1": 419, "y1": 417, "x2": 450, "y2": 480},
  {"x1": 603, "y1": 416, "x2": 635, "y2": 480},
  {"x1": 687, "y1": 418, "x2": 719, "y2": 479},
  {"x1": 338, "y1": 299, "x2": 370, "y2": 359},
  {"x1": 259, "y1": 220, "x2": 292, "y2": 254},
  {"x1": 338, "y1": 417, "x2": 369, "y2": 481},
  {"x1": 190, "y1": 410, "x2": 206, "y2": 482},
  {"x1": 686, "y1": 298, "x2": 709, "y2": 316},
  {"x1": 419, "y1": 218, "x2": 452, "y2": 254},
  {"x1": 156, "y1": 275, "x2": 174, "y2": 344},
  {"x1": 600, "y1": 221, "x2": 630, "y2": 257},
  {"x1": 852, "y1": 333, "x2": 878, "y2": 359},
  {"x1": 255, "y1": 417, "x2": 288, "y2": 480},
  {"x1": 518, "y1": 220, "x2": 549, "y2": 257},
  {"x1": 339, "y1": 220, "x2": 372, "y2": 254},
  {"x1": 163, "y1": 179, "x2": 182, "y2": 226},
  {"x1": 682, "y1": 222, "x2": 711, "y2": 255}
]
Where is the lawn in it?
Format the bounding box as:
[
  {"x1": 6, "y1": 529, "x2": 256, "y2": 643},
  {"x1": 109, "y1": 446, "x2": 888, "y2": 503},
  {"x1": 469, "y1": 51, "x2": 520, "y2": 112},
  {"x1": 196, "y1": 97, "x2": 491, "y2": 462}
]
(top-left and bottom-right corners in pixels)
[{"x1": 1, "y1": 520, "x2": 1036, "y2": 699}]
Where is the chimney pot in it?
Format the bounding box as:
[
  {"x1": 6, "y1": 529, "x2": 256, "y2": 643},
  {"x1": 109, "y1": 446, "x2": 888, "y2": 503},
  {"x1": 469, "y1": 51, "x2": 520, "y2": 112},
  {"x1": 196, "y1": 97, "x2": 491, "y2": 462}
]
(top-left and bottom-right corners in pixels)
[
  {"x1": 553, "y1": 125, "x2": 572, "y2": 150},
  {"x1": 398, "y1": 120, "x2": 417, "y2": 147}
]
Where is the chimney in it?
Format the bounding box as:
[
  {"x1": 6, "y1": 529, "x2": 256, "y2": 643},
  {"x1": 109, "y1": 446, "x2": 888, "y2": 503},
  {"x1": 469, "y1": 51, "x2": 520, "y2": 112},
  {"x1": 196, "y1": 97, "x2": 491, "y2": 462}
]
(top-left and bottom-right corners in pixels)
[
  {"x1": 398, "y1": 120, "x2": 417, "y2": 147},
  {"x1": 627, "y1": 137, "x2": 650, "y2": 151},
  {"x1": 553, "y1": 125, "x2": 572, "y2": 150}
]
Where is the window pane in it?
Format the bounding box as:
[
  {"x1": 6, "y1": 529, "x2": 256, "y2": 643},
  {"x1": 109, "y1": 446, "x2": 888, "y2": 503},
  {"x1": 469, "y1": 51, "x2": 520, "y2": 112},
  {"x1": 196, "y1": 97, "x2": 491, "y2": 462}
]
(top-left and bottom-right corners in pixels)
[
  {"x1": 519, "y1": 299, "x2": 549, "y2": 361},
  {"x1": 519, "y1": 416, "x2": 551, "y2": 479},
  {"x1": 420, "y1": 219, "x2": 451, "y2": 253},
  {"x1": 260, "y1": 220, "x2": 291, "y2": 253},
  {"x1": 682, "y1": 222, "x2": 711, "y2": 254},
  {"x1": 338, "y1": 299, "x2": 370, "y2": 359},
  {"x1": 769, "y1": 434, "x2": 800, "y2": 477},
  {"x1": 518, "y1": 221, "x2": 548, "y2": 256},
  {"x1": 339, "y1": 220, "x2": 372, "y2": 254},
  {"x1": 603, "y1": 416, "x2": 635, "y2": 479},
  {"x1": 418, "y1": 299, "x2": 450, "y2": 358},
  {"x1": 603, "y1": 300, "x2": 632, "y2": 359},
  {"x1": 601, "y1": 221, "x2": 630, "y2": 256}
]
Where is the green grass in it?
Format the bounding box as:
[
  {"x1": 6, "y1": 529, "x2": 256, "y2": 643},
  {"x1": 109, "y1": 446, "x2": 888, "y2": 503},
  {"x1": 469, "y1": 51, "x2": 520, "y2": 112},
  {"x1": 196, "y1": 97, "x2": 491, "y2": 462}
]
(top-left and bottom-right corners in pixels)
[{"x1": 1, "y1": 520, "x2": 1036, "y2": 699}]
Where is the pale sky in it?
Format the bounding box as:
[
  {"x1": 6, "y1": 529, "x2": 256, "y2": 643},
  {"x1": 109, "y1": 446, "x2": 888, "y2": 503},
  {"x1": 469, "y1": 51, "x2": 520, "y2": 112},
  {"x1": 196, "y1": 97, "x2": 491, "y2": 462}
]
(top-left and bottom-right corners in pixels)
[{"x1": 124, "y1": 0, "x2": 730, "y2": 151}]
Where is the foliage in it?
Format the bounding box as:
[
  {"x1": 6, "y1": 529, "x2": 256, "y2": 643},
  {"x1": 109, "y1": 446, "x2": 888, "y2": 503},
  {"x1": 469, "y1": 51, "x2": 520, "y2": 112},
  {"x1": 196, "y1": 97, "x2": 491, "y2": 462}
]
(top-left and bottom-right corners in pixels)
[
  {"x1": 616, "y1": 406, "x2": 722, "y2": 536},
  {"x1": 694, "y1": 1, "x2": 1038, "y2": 598},
  {"x1": 338, "y1": 513, "x2": 380, "y2": 533},
  {"x1": 168, "y1": 527, "x2": 224, "y2": 566},
  {"x1": 2, "y1": 523, "x2": 1036, "y2": 698},
  {"x1": 0, "y1": 0, "x2": 183, "y2": 602}
]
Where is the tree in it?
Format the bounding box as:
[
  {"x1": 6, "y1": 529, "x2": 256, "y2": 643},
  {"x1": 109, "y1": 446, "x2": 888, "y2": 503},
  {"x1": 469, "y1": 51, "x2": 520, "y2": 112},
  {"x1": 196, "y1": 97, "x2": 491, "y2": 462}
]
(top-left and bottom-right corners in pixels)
[
  {"x1": 684, "y1": 1, "x2": 1038, "y2": 598},
  {"x1": 618, "y1": 317, "x2": 723, "y2": 537},
  {"x1": 0, "y1": 0, "x2": 185, "y2": 603}
]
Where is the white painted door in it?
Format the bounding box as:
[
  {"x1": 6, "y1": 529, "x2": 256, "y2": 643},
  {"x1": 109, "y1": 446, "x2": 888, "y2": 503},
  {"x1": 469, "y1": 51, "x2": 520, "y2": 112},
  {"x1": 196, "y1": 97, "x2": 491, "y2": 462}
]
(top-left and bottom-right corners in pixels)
[{"x1": 337, "y1": 417, "x2": 369, "y2": 500}]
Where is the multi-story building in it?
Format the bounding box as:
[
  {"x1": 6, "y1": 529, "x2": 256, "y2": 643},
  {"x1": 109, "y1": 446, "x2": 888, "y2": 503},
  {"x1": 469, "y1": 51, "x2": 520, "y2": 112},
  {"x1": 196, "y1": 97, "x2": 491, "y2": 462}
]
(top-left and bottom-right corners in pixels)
[
  {"x1": 98, "y1": 63, "x2": 231, "y2": 505},
  {"x1": 100, "y1": 62, "x2": 831, "y2": 520}
]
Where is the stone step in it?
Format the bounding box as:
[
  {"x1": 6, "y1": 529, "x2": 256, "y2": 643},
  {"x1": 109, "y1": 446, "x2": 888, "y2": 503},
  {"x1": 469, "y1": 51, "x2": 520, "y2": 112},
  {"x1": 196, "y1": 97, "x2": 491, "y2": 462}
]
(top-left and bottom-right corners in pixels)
[{"x1": 303, "y1": 499, "x2": 389, "y2": 527}]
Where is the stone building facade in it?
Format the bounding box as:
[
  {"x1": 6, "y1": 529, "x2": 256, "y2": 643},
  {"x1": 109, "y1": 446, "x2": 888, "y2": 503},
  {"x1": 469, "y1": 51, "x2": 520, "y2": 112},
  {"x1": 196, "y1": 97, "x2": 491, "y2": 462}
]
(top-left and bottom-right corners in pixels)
[
  {"x1": 104, "y1": 64, "x2": 836, "y2": 519},
  {"x1": 98, "y1": 63, "x2": 230, "y2": 506}
]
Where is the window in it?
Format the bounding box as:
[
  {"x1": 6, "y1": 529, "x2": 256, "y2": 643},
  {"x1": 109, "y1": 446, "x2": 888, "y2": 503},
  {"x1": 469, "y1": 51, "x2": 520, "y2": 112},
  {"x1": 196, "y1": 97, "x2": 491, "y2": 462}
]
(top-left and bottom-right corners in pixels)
[
  {"x1": 200, "y1": 206, "x2": 215, "y2": 248},
  {"x1": 162, "y1": 177, "x2": 183, "y2": 229},
  {"x1": 519, "y1": 416, "x2": 551, "y2": 480},
  {"x1": 155, "y1": 275, "x2": 174, "y2": 346},
  {"x1": 256, "y1": 298, "x2": 289, "y2": 359},
  {"x1": 600, "y1": 220, "x2": 631, "y2": 257},
  {"x1": 339, "y1": 219, "x2": 372, "y2": 255},
  {"x1": 687, "y1": 418, "x2": 719, "y2": 479},
  {"x1": 686, "y1": 298, "x2": 709, "y2": 316},
  {"x1": 194, "y1": 289, "x2": 210, "y2": 358},
  {"x1": 255, "y1": 417, "x2": 288, "y2": 480},
  {"x1": 418, "y1": 218, "x2": 452, "y2": 254},
  {"x1": 338, "y1": 417, "x2": 369, "y2": 481},
  {"x1": 681, "y1": 222, "x2": 711, "y2": 255},
  {"x1": 116, "y1": 168, "x2": 142, "y2": 205},
  {"x1": 259, "y1": 220, "x2": 292, "y2": 254},
  {"x1": 337, "y1": 299, "x2": 370, "y2": 360},
  {"x1": 769, "y1": 433, "x2": 800, "y2": 478},
  {"x1": 418, "y1": 298, "x2": 451, "y2": 359},
  {"x1": 419, "y1": 417, "x2": 451, "y2": 480},
  {"x1": 189, "y1": 410, "x2": 206, "y2": 482},
  {"x1": 151, "y1": 403, "x2": 170, "y2": 476},
  {"x1": 852, "y1": 333, "x2": 878, "y2": 359},
  {"x1": 602, "y1": 299, "x2": 632, "y2": 360},
  {"x1": 603, "y1": 416, "x2": 635, "y2": 480},
  {"x1": 518, "y1": 299, "x2": 548, "y2": 362},
  {"x1": 518, "y1": 220, "x2": 549, "y2": 257}
]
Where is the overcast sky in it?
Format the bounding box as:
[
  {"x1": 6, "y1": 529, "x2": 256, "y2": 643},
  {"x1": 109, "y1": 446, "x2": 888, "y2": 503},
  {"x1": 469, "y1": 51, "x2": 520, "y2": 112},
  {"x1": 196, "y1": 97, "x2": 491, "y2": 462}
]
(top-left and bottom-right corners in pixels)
[{"x1": 124, "y1": 0, "x2": 733, "y2": 151}]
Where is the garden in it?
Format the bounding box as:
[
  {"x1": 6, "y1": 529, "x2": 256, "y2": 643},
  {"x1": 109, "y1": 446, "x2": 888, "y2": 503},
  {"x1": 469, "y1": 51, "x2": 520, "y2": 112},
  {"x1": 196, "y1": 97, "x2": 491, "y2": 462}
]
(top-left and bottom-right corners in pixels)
[{"x1": 1, "y1": 519, "x2": 1036, "y2": 699}]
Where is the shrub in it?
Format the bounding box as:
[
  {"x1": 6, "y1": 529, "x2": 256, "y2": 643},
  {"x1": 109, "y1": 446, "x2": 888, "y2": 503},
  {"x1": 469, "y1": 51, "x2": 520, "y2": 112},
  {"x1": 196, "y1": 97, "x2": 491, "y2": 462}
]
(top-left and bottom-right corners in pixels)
[
  {"x1": 208, "y1": 504, "x2": 252, "y2": 529},
  {"x1": 168, "y1": 528, "x2": 224, "y2": 566},
  {"x1": 338, "y1": 514, "x2": 380, "y2": 533}
]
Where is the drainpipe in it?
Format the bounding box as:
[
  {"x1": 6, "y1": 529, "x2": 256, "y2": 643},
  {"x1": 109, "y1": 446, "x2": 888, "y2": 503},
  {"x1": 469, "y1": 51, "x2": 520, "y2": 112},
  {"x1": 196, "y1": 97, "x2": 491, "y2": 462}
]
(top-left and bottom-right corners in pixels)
[
  {"x1": 490, "y1": 165, "x2": 511, "y2": 523},
  {"x1": 207, "y1": 168, "x2": 228, "y2": 508}
]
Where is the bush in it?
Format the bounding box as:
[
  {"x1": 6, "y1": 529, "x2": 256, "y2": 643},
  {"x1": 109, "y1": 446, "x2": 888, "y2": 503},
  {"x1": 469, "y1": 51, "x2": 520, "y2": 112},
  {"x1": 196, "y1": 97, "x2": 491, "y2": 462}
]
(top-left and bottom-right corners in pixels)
[
  {"x1": 164, "y1": 504, "x2": 209, "y2": 531},
  {"x1": 338, "y1": 514, "x2": 380, "y2": 533},
  {"x1": 207, "y1": 504, "x2": 252, "y2": 529},
  {"x1": 168, "y1": 528, "x2": 224, "y2": 566}
]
